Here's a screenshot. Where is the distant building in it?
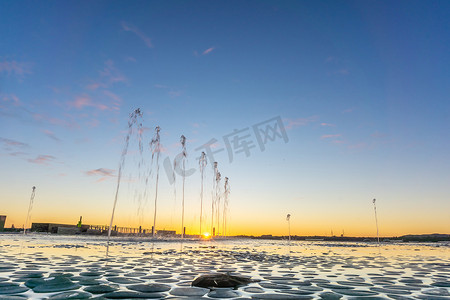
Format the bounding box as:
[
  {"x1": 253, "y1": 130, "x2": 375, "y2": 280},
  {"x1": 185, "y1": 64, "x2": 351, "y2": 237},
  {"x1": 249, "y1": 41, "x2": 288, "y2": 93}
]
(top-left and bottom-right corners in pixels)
[
  {"x1": 157, "y1": 230, "x2": 176, "y2": 236},
  {"x1": 0, "y1": 215, "x2": 6, "y2": 231},
  {"x1": 31, "y1": 222, "x2": 89, "y2": 233}
]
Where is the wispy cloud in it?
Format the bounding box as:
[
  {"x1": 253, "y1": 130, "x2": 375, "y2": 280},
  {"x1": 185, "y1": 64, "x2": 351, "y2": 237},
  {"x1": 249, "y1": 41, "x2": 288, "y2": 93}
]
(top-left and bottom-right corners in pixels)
[
  {"x1": 85, "y1": 168, "x2": 115, "y2": 182},
  {"x1": 320, "y1": 122, "x2": 335, "y2": 127},
  {"x1": 0, "y1": 60, "x2": 32, "y2": 78},
  {"x1": 33, "y1": 113, "x2": 80, "y2": 129},
  {"x1": 153, "y1": 84, "x2": 183, "y2": 98},
  {"x1": 43, "y1": 130, "x2": 61, "y2": 142},
  {"x1": 371, "y1": 131, "x2": 386, "y2": 138},
  {"x1": 0, "y1": 137, "x2": 28, "y2": 148},
  {"x1": 347, "y1": 142, "x2": 368, "y2": 150},
  {"x1": 284, "y1": 116, "x2": 318, "y2": 130},
  {"x1": 121, "y1": 21, "x2": 153, "y2": 48},
  {"x1": 85, "y1": 60, "x2": 126, "y2": 90},
  {"x1": 86, "y1": 82, "x2": 104, "y2": 91},
  {"x1": 28, "y1": 155, "x2": 56, "y2": 165},
  {"x1": 321, "y1": 134, "x2": 342, "y2": 139},
  {"x1": 103, "y1": 90, "x2": 122, "y2": 110},
  {"x1": 202, "y1": 47, "x2": 215, "y2": 55},
  {"x1": 0, "y1": 93, "x2": 21, "y2": 106},
  {"x1": 168, "y1": 90, "x2": 182, "y2": 98},
  {"x1": 9, "y1": 151, "x2": 28, "y2": 157},
  {"x1": 342, "y1": 107, "x2": 355, "y2": 114},
  {"x1": 125, "y1": 56, "x2": 137, "y2": 62},
  {"x1": 69, "y1": 95, "x2": 109, "y2": 111},
  {"x1": 100, "y1": 60, "x2": 127, "y2": 85}
]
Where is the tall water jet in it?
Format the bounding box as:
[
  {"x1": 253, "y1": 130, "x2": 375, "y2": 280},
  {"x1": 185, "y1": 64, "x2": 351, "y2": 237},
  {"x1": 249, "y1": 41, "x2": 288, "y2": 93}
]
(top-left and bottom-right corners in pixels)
[
  {"x1": 372, "y1": 198, "x2": 380, "y2": 246},
  {"x1": 150, "y1": 126, "x2": 161, "y2": 238},
  {"x1": 211, "y1": 162, "x2": 218, "y2": 236},
  {"x1": 180, "y1": 135, "x2": 187, "y2": 239},
  {"x1": 24, "y1": 186, "x2": 36, "y2": 235},
  {"x1": 199, "y1": 152, "x2": 207, "y2": 236},
  {"x1": 215, "y1": 171, "x2": 222, "y2": 236},
  {"x1": 108, "y1": 109, "x2": 143, "y2": 242},
  {"x1": 222, "y1": 177, "x2": 230, "y2": 237},
  {"x1": 286, "y1": 214, "x2": 291, "y2": 242}
]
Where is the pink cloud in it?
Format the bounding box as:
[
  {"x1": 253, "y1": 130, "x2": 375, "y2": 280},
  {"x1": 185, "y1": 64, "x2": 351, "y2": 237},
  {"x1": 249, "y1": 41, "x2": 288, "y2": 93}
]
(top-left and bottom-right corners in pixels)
[
  {"x1": 0, "y1": 60, "x2": 32, "y2": 77},
  {"x1": 332, "y1": 140, "x2": 345, "y2": 144},
  {"x1": 28, "y1": 155, "x2": 55, "y2": 165},
  {"x1": 202, "y1": 47, "x2": 215, "y2": 55},
  {"x1": 86, "y1": 119, "x2": 100, "y2": 128},
  {"x1": 86, "y1": 82, "x2": 104, "y2": 90},
  {"x1": 1, "y1": 94, "x2": 21, "y2": 106},
  {"x1": 371, "y1": 131, "x2": 386, "y2": 138},
  {"x1": 321, "y1": 134, "x2": 342, "y2": 139},
  {"x1": 284, "y1": 116, "x2": 318, "y2": 130},
  {"x1": 103, "y1": 90, "x2": 122, "y2": 109},
  {"x1": 320, "y1": 122, "x2": 335, "y2": 127},
  {"x1": 72, "y1": 96, "x2": 91, "y2": 109},
  {"x1": 121, "y1": 21, "x2": 153, "y2": 48},
  {"x1": 33, "y1": 113, "x2": 80, "y2": 129},
  {"x1": 43, "y1": 130, "x2": 61, "y2": 142},
  {"x1": 348, "y1": 142, "x2": 368, "y2": 150},
  {"x1": 0, "y1": 137, "x2": 28, "y2": 148},
  {"x1": 85, "y1": 168, "x2": 116, "y2": 182},
  {"x1": 86, "y1": 168, "x2": 115, "y2": 176},
  {"x1": 69, "y1": 95, "x2": 109, "y2": 111}
]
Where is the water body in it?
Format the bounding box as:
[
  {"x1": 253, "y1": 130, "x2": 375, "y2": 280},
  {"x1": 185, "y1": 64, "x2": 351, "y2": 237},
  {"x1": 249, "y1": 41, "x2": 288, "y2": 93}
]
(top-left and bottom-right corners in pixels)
[{"x1": 0, "y1": 235, "x2": 448, "y2": 299}]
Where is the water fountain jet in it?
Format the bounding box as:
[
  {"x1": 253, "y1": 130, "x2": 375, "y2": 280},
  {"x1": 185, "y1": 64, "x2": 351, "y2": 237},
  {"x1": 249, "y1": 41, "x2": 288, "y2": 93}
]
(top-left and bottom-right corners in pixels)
[
  {"x1": 215, "y1": 171, "x2": 221, "y2": 236},
  {"x1": 180, "y1": 135, "x2": 187, "y2": 239},
  {"x1": 286, "y1": 214, "x2": 291, "y2": 241},
  {"x1": 211, "y1": 162, "x2": 218, "y2": 236},
  {"x1": 107, "y1": 108, "x2": 143, "y2": 244},
  {"x1": 222, "y1": 177, "x2": 230, "y2": 236},
  {"x1": 150, "y1": 126, "x2": 161, "y2": 238},
  {"x1": 24, "y1": 186, "x2": 36, "y2": 235},
  {"x1": 373, "y1": 198, "x2": 380, "y2": 246},
  {"x1": 199, "y1": 152, "x2": 207, "y2": 236}
]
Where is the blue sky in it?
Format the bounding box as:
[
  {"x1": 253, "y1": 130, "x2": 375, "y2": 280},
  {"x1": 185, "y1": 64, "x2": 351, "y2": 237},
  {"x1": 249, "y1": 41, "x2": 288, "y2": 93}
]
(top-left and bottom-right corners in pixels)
[{"x1": 1, "y1": 0, "x2": 449, "y2": 236}]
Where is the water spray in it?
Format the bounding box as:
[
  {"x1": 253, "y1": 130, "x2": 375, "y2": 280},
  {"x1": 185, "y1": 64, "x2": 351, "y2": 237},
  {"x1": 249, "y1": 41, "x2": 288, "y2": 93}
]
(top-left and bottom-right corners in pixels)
[
  {"x1": 199, "y1": 152, "x2": 207, "y2": 236},
  {"x1": 24, "y1": 186, "x2": 36, "y2": 235},
  {"x1": 222, "y1": 177, "x2": 230, "y2": 237},
  {"x1": 215, "y1": 171, "x2": 222, "y2": 236},
  {"x1": 211, "y1": 162, "x2": 218, "y2": 236},
  {"x1": 180, "y1": 135, "x2": 187, "y2": 239},
  {"x1": 107, "y1": 108, "x2": 142, "y2": 243},
  {"x1": 286, "y1": 214, "x2": 291, "y2": 242},
  {"x1": 150, "y1": 126, "x2": 161, "y2": 238},
  {"x1": 373, "y1": 198, "x2": 380, "y2": 246}
]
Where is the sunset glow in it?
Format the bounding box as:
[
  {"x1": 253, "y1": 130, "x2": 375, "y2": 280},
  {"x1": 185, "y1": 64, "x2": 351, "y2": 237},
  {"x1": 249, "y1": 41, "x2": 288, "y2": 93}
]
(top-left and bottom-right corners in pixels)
[{"x1": 0, "y1": 1, "x2": 449, "y2": 238}]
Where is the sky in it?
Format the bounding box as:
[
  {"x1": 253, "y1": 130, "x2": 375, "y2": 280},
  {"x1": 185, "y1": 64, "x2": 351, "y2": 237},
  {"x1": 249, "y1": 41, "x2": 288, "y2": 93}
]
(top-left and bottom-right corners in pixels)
[{"x1": 1, "y1": 0, "x2": 449, "y2": 237}]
